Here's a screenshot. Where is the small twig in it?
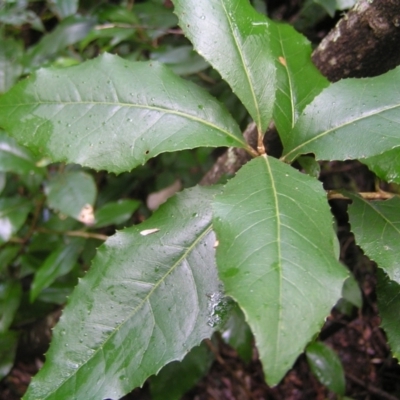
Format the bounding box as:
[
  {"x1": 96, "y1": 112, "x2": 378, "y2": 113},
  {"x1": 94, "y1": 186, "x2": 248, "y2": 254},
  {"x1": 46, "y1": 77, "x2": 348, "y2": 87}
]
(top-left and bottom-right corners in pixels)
[
  {"x1": 346, "y1": 372, "x2": 399, "y2": 400},
  {"x1": 37, "y1": 227, "x2": 108, "y2": 241},
  {"x1": 327, "y1": 191, "x2": 395, "y2": 201}
]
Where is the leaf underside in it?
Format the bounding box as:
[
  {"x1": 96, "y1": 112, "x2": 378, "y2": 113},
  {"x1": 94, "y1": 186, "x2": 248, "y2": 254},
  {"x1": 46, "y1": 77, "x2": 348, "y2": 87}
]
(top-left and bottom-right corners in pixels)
[
  {"x1": 24, "y1": 186, "x2": 222, "y2": 400},
  {"x1": 173, "y1": 0, "x2": 276, "y2": 133},
  {"x1": 0, "y1": 53, "x2": 246, "y2": 173},
  {"x1": 212, "y1": 156, "x2": 348, "y2": 385}
]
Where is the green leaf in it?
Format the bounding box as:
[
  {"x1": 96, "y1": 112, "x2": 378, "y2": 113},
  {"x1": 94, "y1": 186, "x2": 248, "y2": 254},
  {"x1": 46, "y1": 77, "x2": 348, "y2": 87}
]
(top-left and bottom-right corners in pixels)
[
  {"x1": 347, "y1": 195, "x2": 400, "y2": 284},
  {"x1": 0, "y1": 38, "x2": 23, "y2": 94},
  {"x1": 376, "y1": 269, "x2": 400, "y2": 360},
  {"x1": 46, "y1": 171, "x2": 97, "y2": 223},
  {"x1": 314, "y1": 0, "x2": 337, "y2": 17},
  {"x1": 150, "y1": 46, "x2": 209, "y2": 76},
  {"x1": 0, "y1": 131, "x2": 43, "y2": 175},
  {"x1": 47, "y1": 0, "x2": 78, "y2": 19},
  {"x1": 283, "y1": 67, "x2": 400, "y2": 163},
  {"x1": 342, "y1": 274, "x2": 362, "y2": 309},
  {"x1": 362, "y1": 149, "x2": 400, "y2": 185},
  {"x1": 30, "y1": 238, "x2": 84, "y2": 302},
  {"x1": 173, "y1": 0, "x2": 276, "y2": 133},
  {"x1": 222, "y1": 303, "x2": 253, "y2": 363},
  {"x1": 94, "y1": 199, "x2": 140, "y2": 228},
  {"x1": 150, "y1": 342, "x2": 214, "y2": 400},
  {"x1": 0, "y1": 54, "x2": 247, "y2": 174},
  {"x1": 0, "y1": 331, "x2": 19, "y2": 380},
  {"x1": 306, "y1": 341, "x2": 346, "y2": 395},
  {"x1": 135, "y1": 2, "x2": 178, "y2": 40},
  {"x1": 269, "y1": 21, "x2": 328, "y2": 145},
  {"x1": 212, "y1": 156, "x2": 348, "y2": 385},
  {"x1": 0, "y1": 197, "x2": 32, "y2": 244},
  {"x1": 0, "y1": 245, "x2": 20, "y2": 275},
  {"x1": 24, "y1": 15, "x2": 96, "y2": 69},
  {"x1": 297, "y1": 155, "x2": 321, "y2": 178},
  {"x1": 0, "y1": 280, "x2": 22, "y2": 332},
  {"x1": 24, "y1": 186, "x2": 222, "y2": 400}
]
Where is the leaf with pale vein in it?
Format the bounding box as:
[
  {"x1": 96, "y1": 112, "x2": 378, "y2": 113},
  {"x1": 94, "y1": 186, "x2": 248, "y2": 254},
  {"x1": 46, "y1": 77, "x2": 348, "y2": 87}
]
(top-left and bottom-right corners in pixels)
[
  {"x1": 173, "y1": 0, "x2": 276, "y2": 133},
  {"x1": 213, "y1": 157, "x2": 347, "y2": 385},
  {"x1": 0, "y1": 54, "x2": 246, "y2": 174},
  {"x1": 283, "y1": 67, "x2": 400, "y2": 162},
  {"x1": 348, "y1": 194, "x2": 400, "y2": 284},
  {"x1": 269, "y1": 21, "x2": 328, "y2": 145},
  {"x1": 24, "y1": 186, "x2": 222, "y2": 400}
]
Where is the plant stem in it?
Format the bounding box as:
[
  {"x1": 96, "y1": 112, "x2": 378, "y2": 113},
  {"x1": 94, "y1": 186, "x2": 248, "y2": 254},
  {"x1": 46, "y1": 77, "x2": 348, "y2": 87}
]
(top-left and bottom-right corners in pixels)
[{"x1": 327, "y1": 191, "x2": 395, "y2": 200}]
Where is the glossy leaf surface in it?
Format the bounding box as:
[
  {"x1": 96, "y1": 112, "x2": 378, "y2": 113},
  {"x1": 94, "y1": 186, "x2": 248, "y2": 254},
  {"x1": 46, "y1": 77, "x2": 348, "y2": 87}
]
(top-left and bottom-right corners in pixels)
[
  {"x1": 24, "y1": 186, "x2": 222, "y2": 400},
  {"x1": 213, "y1": 156, "x2": 347, "y2": 385},
  {"x1": 30, "y1": 238, "x2": 84, "y2": 302},
  {"x1": 348, "y1": 195, "x2": 400, "y2": 284},
  {"x1": 269, "y1": 21, "x2": 328, "y2": 144},
  {"x1": 173, "y1": 0, "x2": 276, "y2": 133},
  {"x1": 150, "y1": 342, "x2": 213, "y2": 400},
  {"x1": 283, "y1": 67, "x2": 400, "y2": 163},
  {"x1": 0, "y1": 54, "x2": 246, "y2": 173},
  {"x1": 0, "y1": 197, "x2": 32, "y2": 244},
  {"x1": 306, "y1": 341, "x2": 345, "y2": 395},
  {"x1": 46, "y1": 171, "x2": 97, "y2": 223},
  {"x1": 376, "y1": 270, "x2": 400, "y2": 360}
]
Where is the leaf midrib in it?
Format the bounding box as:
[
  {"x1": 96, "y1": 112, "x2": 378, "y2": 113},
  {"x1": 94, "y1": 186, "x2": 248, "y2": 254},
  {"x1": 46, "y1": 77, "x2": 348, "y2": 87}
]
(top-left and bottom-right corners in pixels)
[
  {"x1": 263, "y1": 156, "x2": 283, "y2": 366},
  {"x1": 284, "y1": 101, "x2": 400, "y2": 161},
  {"x1": 42, "y1": 223, "x2": 214, "y2": 399},
  {"x1": 1, "y1": 100, "x2": 246, "y2": 148},
  {"x1": 219, "y1": 0, "x2": 261, "y2": 131}
]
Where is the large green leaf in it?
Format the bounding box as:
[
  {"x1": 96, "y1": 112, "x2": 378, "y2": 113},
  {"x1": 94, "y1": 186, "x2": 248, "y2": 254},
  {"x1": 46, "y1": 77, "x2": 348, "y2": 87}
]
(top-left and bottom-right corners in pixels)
[
  {"x1": 0, "y1": 54, "x2": 247, "y2": 174},
  {"x1": 173, "y1": 0, "x2": 276, "y2": 133},
  {"x1": 283, "y1": 67, "x2": 400, "y2": 163},
  {"x1": 269, "y1": 21, "x2": 328, "y2": 145},
  {"x1": 348, "y1": 194, "x2": 400, "y2": 284},
  {"x1": 376, "y1": 269, "x2": 400, "y2": 360},
  {"x1": 24, "y1": 186, "x2": 222, "y2": 400},
  {"x1": 46, "y1": 171, "x2": 97, "y2": 223},
  {"x1": 212, "y1": 156, "x2": 348, "y2": 385},
  {"x1": 0, "y1": 38, "x2": 23, "y2": 94}
]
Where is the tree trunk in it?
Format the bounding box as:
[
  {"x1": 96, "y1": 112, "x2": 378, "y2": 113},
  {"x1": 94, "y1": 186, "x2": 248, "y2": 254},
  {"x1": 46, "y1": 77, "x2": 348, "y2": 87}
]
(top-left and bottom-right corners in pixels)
[{"x1": 312, "y1": 0, "x2": 400, "y2": 81}]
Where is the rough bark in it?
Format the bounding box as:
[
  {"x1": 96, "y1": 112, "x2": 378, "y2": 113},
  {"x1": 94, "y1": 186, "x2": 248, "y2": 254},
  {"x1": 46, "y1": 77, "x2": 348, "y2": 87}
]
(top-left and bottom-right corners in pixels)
[{"x1": 312, "y1": 0, "x2": 400, "y2": 81}]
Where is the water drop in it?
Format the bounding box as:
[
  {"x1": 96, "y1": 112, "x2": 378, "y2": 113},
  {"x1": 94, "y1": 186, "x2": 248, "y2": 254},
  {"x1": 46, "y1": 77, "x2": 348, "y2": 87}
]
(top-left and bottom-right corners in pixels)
[{"x1": 200, "y1": 14, "x2": 205, "y2": 20}]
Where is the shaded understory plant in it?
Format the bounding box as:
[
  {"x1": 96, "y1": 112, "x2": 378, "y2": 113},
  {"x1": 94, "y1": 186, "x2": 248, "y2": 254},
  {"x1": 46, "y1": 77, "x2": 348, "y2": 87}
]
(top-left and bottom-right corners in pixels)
[{"x1": 0, "y1": 0, "x2": 399, "y2": 399}]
